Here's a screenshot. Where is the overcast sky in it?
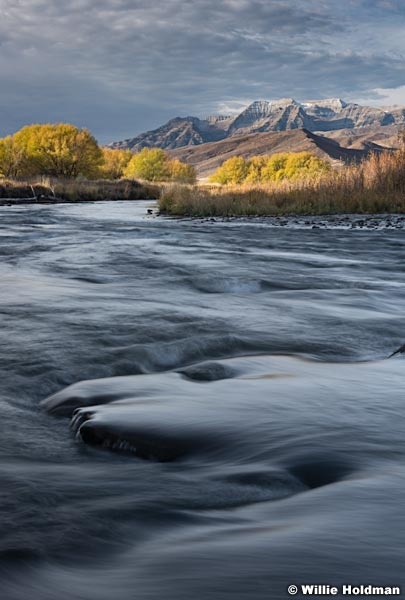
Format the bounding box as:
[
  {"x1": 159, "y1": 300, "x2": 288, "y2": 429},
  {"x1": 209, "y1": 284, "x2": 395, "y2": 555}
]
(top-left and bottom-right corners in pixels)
[{"x1": 0, "y1": 0, "x2": 404, "y2": 143}]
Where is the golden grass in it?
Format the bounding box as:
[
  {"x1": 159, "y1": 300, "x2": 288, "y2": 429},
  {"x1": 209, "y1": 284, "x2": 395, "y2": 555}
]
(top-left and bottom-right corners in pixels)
[
  {"x1": 159, "y1": 151, "x2": 405, "y2": 216},
  {"x1": 0, "y1": 178, "x2": 159, "y2": 202}
]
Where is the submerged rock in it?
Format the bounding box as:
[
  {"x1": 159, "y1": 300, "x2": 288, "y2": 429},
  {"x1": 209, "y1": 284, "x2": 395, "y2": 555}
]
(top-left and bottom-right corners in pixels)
[
  {"x1": 43, "y1": 354, "x2": 405, "y2": 473},
  {"x1": 177, "y1": 361, "x2": 238, "y2": 381},
  {"x1": 389, "y1": 343, "x2": 405, "y2": 357}
]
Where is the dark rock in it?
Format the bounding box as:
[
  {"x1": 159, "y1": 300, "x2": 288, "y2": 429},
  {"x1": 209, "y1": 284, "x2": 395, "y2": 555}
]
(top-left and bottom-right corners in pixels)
[
  {"x1": 177, "y1": 361, "x2": 238, "y2": 382},
  {"x1": 389, "y1": 344, "x2": 405, "y2": 357}
]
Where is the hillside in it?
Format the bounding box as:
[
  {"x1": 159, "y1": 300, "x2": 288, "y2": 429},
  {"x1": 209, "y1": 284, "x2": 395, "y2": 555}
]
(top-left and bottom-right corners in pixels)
[
  {"x1": 321, "y1": 125, "x2": 400, "y2": 151},
  {"x1": 109, "y1": 97, "x2": 405, "y2": 152},
  {"x1": 168, "y1": 129, "x2": 387, "y2": 179}
]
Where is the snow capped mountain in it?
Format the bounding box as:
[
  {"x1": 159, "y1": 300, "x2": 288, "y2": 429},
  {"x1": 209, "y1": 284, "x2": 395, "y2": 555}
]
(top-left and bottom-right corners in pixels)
[
  {"x1": 303, "y1": 98, "x2": 347, "y2": 113},
  {"x1": 109, "y1": 98, "x2": 405, "y2": 151}
]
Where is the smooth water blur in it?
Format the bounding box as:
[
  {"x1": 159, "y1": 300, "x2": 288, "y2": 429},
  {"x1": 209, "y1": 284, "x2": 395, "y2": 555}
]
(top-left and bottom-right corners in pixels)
[{"x1": 1, "y1": 201, "x2": 405, "y2": 599}]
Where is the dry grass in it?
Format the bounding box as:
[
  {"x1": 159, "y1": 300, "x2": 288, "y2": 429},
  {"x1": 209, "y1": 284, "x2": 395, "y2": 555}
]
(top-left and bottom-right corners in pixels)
[
  {"x1": 159, "y1": 151, "x2": 405, "y2": 216},
  {"x1": 0, "y1": 178, "x2": 159, "y2": 202}
]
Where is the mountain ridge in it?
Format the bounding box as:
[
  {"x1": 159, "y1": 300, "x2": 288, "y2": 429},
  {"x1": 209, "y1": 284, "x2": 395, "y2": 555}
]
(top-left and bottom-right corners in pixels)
[
  {"x1": 167, "y1": 129, "x2": 391, "y2": 180},
  {"x1": 109, "y1": 98, "x2": 405, "y2": 152}
]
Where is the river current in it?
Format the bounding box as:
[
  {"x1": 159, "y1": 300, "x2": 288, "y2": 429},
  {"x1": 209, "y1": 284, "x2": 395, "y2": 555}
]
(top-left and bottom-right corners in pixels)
[{"x1": 1, "y1": 200, "x2": 405, "y2": 599}]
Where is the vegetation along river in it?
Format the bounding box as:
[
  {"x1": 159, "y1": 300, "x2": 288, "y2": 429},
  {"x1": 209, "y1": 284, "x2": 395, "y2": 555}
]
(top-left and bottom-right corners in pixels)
[{"x1": 1, "y1": 200, "x2": 405, "y2": 599}]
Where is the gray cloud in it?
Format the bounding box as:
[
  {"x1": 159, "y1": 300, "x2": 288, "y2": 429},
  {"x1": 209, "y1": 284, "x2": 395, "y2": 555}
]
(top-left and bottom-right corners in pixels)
[{"x1": 0, "y1": 0, "x2": 404, "y2": 142}]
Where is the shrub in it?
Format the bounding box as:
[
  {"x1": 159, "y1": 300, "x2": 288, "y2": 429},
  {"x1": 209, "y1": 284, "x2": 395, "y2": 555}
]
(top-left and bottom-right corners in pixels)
[{"x1": 124, "y1": 147, "x2": 196, "y2": 183}]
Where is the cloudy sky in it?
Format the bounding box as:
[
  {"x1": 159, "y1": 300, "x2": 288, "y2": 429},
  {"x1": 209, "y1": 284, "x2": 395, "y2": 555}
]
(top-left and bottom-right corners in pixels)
[{"x1": 0, "y1": 0, "x2": 404, "y2": 143}]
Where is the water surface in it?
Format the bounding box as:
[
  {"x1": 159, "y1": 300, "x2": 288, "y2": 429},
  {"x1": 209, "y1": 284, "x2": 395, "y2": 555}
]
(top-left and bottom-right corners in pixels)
[{"x1": 1, "y1": 201, "x2": 404, "y2": 599}]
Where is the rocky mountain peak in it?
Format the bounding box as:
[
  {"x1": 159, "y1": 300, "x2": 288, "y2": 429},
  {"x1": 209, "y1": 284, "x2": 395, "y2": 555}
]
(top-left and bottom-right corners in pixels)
[
  {"x1": 270, "y1": 98, "x2": 298, "y2": 109},
  {"x1": 237, "y1": 100, "x2": 272, "y2": 119},
  {"x1": 108, "y1": 97, "x2": 405, "y2": 152},
  {"x1": 205, "y1": 115, "x2": 232, "y2": 124},
  {"x1": 303, "y1": 98, "x2": 347, "y2": 113}
]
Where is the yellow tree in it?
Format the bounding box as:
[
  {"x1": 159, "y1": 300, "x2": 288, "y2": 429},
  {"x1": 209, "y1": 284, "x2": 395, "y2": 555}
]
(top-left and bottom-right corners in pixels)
[
  {"x1": 167, "y1": 159, "x2": 196, "y2": 183},
  {"x1": 13, "y1": 123, "x2": 103, "y2": 178},
  {"x1": 245, "y1": 156, "x2": 267, "y2": 183},
  {"x1": 124, "y1": 148, "x2": 170, "y2": 181},
  {"x1": 209, "y1": 156, "x2": 249, "y2": 184},
  {"x1": 283, "y1": 152, "x2": 330, "y2": 180},
  {"x1": 100, "y1": 148, "x2": 132, "y2": 179},
  {"x1": 261, "y1": 153, "x2": 289, "y2": 181},
  {"x1": 0, "y1": 136, "x2": 29, "y2": 179},
  {"x1": 209, "y1": 152, "x2": 330, "y2": 185},
  {"x1": 123, "y1": 148, "x2": 195, "y2": 182}
]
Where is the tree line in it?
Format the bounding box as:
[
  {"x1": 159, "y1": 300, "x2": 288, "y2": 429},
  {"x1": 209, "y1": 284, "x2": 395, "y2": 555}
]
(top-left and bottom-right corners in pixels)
[
  {"x1": 209, "y1": 152, "x2": 331, "y2": 184},
  {"x1": 0, "y1": 123, "x2": 196, "y2": 183}
]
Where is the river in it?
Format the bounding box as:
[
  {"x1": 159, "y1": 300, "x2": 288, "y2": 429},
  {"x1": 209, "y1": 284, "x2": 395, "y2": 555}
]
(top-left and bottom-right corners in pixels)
[{"x1": 1, "y1": 200, "x2": 404, "y2": 599}]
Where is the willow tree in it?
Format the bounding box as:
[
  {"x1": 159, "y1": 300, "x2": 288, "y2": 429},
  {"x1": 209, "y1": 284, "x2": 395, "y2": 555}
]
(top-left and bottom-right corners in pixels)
[
  {"x1": 0, "y1": 136, "x2": 29, "y2": 179},
  {"x1": 283, "y1": 152, "x2": 331, "y2": 180},
  {"x1": 124, "y1": 147, "x2": 196, "y2": 183},
  {"x1": 167, "y1": 159, "x2": 196, "y2": 184},
  {"x1": 12, "y1": 123, "x2": 103, "y2": 179},
  {"x1": 100, "y1": 148, "x2": 132, "y2": 179},
  {"x1": 209, "y1": 156, "x2": 249, "y2": 184},
  {"x1": 209, "y1": 152, "x2": 331, "y2": 184},
  {"x1": 124, "y1": 148, "x2": 170, "y2": 181}
]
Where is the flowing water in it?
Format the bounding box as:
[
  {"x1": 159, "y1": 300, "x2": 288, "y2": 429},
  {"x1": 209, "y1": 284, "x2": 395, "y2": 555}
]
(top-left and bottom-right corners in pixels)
[{"x1": 1, "y1": 200, "x2": 405, "y2": 599}]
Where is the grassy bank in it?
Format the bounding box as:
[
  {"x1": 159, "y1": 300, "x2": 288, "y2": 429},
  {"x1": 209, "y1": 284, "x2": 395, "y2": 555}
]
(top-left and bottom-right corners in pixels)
[
  {"x1": 159, "y1": 151, "x2": 405, "y2": 216},
  {"x1": 0, "y1": 178, "x2": 160, "y2": 203}
]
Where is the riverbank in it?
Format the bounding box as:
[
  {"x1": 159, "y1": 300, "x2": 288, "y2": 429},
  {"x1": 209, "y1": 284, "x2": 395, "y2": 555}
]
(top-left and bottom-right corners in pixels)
[
  {"x1": 0, "y1": 178, "x2": 160, "y2": 204},
  {"x1": 159, "y1": 150, "x2": 405, "y2": 217},
  {"x1": 159, "y1": 182, "x2": 405, "y2": 217}
]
